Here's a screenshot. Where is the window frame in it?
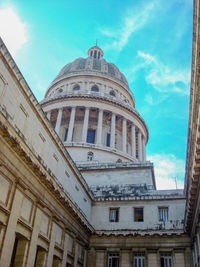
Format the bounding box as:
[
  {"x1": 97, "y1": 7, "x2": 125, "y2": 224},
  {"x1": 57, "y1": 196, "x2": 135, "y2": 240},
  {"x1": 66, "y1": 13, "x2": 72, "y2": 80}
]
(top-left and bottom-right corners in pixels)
[
  {"x1": 109, "y1": 208, "x2": 119, "y2": 223},
  {"x1": 107, "y1": 253, "x2": 119, "y2": 267},
  {"x1": 158, "y1": 207, "x2": 169, "y2": 222},
  {"x1": 91, "y1": 85, "x2": 99, "y2": 92},
  {"x1": 87, "y1": 152, "x2": 94, "y2": 161},
  {"x1": 134, "y1": 207, "x2": 144, "y2": 222},
  {"x1": 106, "y1": 133, "x2": 111, "y2": 147},
  {"x1": 87, "y1": 129, "x2": 96, "y2": 144},
  {"x1": 73, "y1": 85, "x2": 80, "y2": 91},
  {"x1": 133, "y1": 253, "x2": 146, "y2": 267},
  {"x1": 160, "y1": 253, "x2": 173, "y2": 267}
]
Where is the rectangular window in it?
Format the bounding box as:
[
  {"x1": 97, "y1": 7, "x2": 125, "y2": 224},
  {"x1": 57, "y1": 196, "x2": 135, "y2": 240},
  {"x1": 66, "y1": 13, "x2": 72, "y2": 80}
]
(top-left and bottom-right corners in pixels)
[
  {"x1": 107, "y1": 133, "x2": 111, "y2": 147},
  {"x1": 64, "y1": 129, "x2": 68, "y2": 141},
  {"x1": 87, "y1": 129, "x2": 95, "y2": 144},
  {"x1": 108, "y1": 253, "x2": 119, "y2": 267},
  {"x1": 133, "y1": 253, "x2": 146, "y2": 267},
  {"x1": 109, "y1": 208, "x2": 119, "y2": 222},
  {"x1": 134, "y1": 208, "x2": 143, "y2": 222},
  {"x1": 159, "y1": 207, "x2": 168, "y2": 222},
  {"x1": 160, "y1": 253, "x2": 173, "y2": 267}
]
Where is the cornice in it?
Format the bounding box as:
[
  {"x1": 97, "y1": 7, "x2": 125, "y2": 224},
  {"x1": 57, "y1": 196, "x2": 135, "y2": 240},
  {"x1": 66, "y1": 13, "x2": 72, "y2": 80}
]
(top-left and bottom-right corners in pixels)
[
  {"x1": 0, "y1": 37, "x2": 93, "y2": 200},
  {"x1": 0, "y1": 112, "x2": 94, "y2": 234}
]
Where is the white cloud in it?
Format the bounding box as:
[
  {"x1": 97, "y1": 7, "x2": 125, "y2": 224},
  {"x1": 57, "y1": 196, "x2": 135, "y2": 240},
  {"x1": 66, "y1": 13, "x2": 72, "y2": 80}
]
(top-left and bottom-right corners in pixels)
[
  {"x1": 100, "y1": 2, "x2": 155, "y2": 51},
  {"x1": 0, "y1": 7, "x2": 27, "y2": 55},
  {"x1": 148, "y1": 154, "x2": 185, "y2": 190},
  {"x1": 137, "y1": 51, "x2": 190, "y2": 95}
]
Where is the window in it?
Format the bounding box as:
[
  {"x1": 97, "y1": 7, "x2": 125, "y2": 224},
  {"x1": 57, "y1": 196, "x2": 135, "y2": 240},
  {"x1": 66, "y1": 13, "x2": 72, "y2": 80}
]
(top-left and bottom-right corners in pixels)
[
  {"x1": 109, "y1": 208, "x2": 119, "y2": 222},
  {"x1": 73, "y1": 85, "x2": 80, "y2": 90},
  {"x1": 160, "y1": 253, "x2": 173, "y2": 267},
  {"x1": 90, "y1": 51, "x2": 93, "y2": 57},
  {"x1": 91, "y1": 86, "x2": 99, "y2": 92},
  {"x1": 106, "y1": 133, "x2": 110, "y2": 147},
  {"x1": 87, "y1": 152, "x2": 94, "y2": 161},
  {"x1": 134, "y1": 208, "x2": 143, "y2": 222},
  {"x1": 94, "y1": 50, "x2": 97, "y2": 58},
  {"x1": 64, "y1": 129, "x2": 68, "y2": 141},
  {"x1": 109, "y1": 91, "x2": 116, "y2": 97},
  {"x1": 133, "y1": 253, "x2": 146, "y2": 267},
  {"x1": 108, "y1": 253, "x2": 119, "y2": 267},
  {"x1": 87, "y1": 129, "x2": 95, "y2": 144},
  {"x1": 159, "y1": 207, "x2": 168, "y2": 222}
]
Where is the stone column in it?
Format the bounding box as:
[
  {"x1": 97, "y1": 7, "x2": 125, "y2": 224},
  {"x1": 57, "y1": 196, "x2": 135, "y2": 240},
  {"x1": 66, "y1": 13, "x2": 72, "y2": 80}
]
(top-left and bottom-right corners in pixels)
[
  {"x1": 174, "y1": 251, "x2": 185, "y2": 267},
  {"x1": 110, "y1": 113, "x2": 116, "y2": 148},
  {"x1": 62, "y1": 232, "x2": 70, "y2": 267},
  {"x1": 82, "y1": 107, "x2": 90, "y2": 142},
  {"x1": 46, "y1": 222, "x2": 57, "y2": 266},
  {"x1": 142, "y1": 136, "x2": 146, "y2": 161},
  {"x1": 184, "y1": 247, "x2": 193, "y2": 267},
  {"x1": 121, "y1": 250, "x2": 131, "y2": 267},
  {"x1": 83, "y1": 249, "x2": 87, "y2": 267},
  {"x1": 67, "y1": 107, "x2": 76, "y2": 142},
  {"x1": 194, "y1": 242, "x2": 198, "y2": 265},
  {"x1": 122, "y1": 118, "x2": 127, "y2": 153},
  {"x1": 26, "y1": 206, "x2": 43, "y2": 267},
  {"x1": 96, "y1": 109, "x2": 103, "y2": 145},
  {"x1": 0, "y1": 188, "x2": 24, "y2": 267},
  {"x1": 47, "y1": 111, "x2": 51, "y2": 120},
  {"x1": 55, "y1": 108, "x2": 63, "y2": 135},
  {"x1": 74, "y1": 241, "x2": 79, "y2": 267},
  {"x1": 147, "y1": 252, "x2": 159, "y2": 267},
  {"x1": 87, "y1": 248, "x2": 96, "y2": 267},
  {"x1": 197, "y1": 231, "x2": 200, "y2": 257},
  {"x1": 131, "y1": 124, "x2": 136, "y2": 158},
  {"x1": 138, "y1": 130, "x2": 142, "y2": 161}
]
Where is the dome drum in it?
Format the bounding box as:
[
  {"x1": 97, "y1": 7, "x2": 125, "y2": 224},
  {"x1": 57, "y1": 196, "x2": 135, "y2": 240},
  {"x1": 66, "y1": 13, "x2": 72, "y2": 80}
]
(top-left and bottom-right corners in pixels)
[{"x1": 43, "y1": 105, "x2": 147, "y2": 163}]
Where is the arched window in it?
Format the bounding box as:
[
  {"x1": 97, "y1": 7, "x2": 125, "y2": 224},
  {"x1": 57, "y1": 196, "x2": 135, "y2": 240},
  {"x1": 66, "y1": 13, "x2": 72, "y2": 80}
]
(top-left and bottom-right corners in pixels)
[
  {"x1": 109, "y1": 91, "x2": 115, "y2": 97},
  {"x1": 116, "y1": 159, "x2": 122, "y2": 163},
  {"x1": 73, "y1": 85, "x2": 80, "y2": 91},
  {"x1": 91, "y1": 86, "x2": 99, "y2": 92},
  {"x1": 87, "y1": 152, "x2": 94, "y2": 161}
]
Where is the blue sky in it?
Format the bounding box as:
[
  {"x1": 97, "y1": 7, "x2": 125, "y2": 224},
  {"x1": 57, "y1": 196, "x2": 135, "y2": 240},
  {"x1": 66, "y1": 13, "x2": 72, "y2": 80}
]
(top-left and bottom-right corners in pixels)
[{"x1": 0, "y1": 0, "x2": 193, "y2": 189}]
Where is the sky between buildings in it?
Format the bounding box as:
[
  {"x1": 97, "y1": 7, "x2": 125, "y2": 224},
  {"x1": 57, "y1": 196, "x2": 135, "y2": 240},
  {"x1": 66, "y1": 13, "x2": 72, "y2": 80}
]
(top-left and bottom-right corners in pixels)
[{"x1": 0, "y1": 0, "x2": 193, "y2": 189}]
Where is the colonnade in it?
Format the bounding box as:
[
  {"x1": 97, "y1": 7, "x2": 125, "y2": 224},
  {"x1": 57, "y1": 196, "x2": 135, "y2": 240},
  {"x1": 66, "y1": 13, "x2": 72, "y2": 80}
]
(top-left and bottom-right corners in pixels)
[{"x1": 47, "y1": 106, "x2": 146, "y2": 161}]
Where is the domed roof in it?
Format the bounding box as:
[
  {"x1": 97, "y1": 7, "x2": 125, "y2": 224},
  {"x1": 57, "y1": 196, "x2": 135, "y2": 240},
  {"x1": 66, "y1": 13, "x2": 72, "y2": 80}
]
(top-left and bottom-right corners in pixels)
[{"x1": 53, "y1": 46, "x2": 129, "y2": 88}]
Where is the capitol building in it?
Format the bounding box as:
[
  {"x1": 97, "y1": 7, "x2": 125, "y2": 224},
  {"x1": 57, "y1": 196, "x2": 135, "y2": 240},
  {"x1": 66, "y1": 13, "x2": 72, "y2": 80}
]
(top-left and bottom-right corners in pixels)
[{"x1": 0, "y1": 1, "x2": 200, "y2": 266}]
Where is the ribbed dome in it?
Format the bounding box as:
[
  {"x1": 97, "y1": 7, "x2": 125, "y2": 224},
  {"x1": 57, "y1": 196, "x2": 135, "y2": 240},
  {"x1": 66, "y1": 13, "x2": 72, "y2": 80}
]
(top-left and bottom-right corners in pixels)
[{"x1": 53, "y1": 47, "x2": 129, "y2": 88}]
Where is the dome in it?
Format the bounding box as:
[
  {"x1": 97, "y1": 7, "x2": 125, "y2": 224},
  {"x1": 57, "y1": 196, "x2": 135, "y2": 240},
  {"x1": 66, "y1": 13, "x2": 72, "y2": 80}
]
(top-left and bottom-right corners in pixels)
[
  {"x1": 51, "y1": 46, "x2": 129, "y2": 89},
  {"x1": 41, "y1": 45, "x2": 148, "y2": 164}
]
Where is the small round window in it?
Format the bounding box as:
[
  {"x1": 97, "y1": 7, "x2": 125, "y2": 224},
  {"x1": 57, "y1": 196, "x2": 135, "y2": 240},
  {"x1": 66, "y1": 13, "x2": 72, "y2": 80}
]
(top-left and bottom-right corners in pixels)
[
  {"x1": 109, "y1": 91, "x2": 115, "y2": 97},
  {"x1": 58, "y1": 88, "x2": 63, "y2": 93},
  {"x1": 73, "y1": 85, "x2": 80, "y2": 91},
  {"x1": 91, "y1": 86, "x2": 99, "y2": 92}
]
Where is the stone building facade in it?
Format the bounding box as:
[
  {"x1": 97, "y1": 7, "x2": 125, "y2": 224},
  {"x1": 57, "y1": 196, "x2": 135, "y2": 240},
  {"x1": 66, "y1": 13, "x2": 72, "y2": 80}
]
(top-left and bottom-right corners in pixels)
[{"x1": 0, "y1": 1, "x2": 199, "y2": 266}]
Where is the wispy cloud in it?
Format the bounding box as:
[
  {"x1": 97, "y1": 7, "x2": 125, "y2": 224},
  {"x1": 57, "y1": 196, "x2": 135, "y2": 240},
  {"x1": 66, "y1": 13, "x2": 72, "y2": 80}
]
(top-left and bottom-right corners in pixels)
[
  {"x1": 138, "y1": 51, "x2": 190, "y2": 95},
  {"x1": 100, "y1": 2, "x2": 156, "y2": 51},
  {"x1": 148, "y1": 154, "x2": 185, "y2": 190},
  {"x1": 128, "y1": 51, "x2": 190, "y2": 96},
  {"x1": 0, "y1": 7, "x2": 27, "y2": 55}
]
